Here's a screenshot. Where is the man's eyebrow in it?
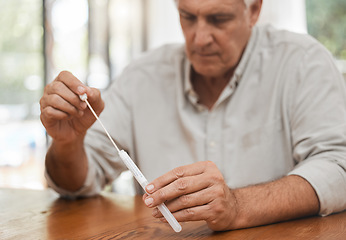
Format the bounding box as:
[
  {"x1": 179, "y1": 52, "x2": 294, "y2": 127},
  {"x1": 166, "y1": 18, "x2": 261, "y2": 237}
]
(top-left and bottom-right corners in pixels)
[
  {"x1": 178, "y1": 8, "x2": 194, "y2": 15},
  {"x1": 208, "y1": 12, "x2": 235, "y2": 17},
  {"x1": 178, "y1": 8, "x2": 235, "y2": 17}
]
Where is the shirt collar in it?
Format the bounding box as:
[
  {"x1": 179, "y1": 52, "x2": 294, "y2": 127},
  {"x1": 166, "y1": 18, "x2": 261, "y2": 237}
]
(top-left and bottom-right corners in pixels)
[
  {"x1": 183, "y1": 58, "x2": 202, "y2": 108},
  {"x1": 233, "y1": 25, "x2": 259, "y2": 85}
]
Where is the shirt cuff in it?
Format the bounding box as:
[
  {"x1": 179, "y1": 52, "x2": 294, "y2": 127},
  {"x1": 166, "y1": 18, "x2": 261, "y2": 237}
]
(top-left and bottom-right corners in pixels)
[
  {"x1": 44, "y1": 158, "x2": 101, "y2": 199},
  {"x1": 288, "y1": 158, "x2": 346, "y2": 216}
]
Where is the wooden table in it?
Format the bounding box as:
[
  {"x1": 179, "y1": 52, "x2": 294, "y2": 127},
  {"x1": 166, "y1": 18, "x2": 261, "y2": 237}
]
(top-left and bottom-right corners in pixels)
[{"x1": 1, "y1": 188, "x2": 345, "y2": 239}]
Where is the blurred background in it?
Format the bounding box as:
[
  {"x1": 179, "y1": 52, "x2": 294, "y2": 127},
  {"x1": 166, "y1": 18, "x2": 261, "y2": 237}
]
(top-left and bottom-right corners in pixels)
[{"x1": 0, "y1": 0, "x2": 345, "y2": 193}]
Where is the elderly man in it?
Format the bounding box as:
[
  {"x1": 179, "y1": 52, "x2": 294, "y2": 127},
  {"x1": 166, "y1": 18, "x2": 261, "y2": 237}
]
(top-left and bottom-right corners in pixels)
[{"x1": 40, "y1": 0, "x2": 346, "y2": 231}]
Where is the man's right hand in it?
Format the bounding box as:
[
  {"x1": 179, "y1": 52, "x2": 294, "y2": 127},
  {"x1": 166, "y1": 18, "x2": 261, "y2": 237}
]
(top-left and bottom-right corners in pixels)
[
  {"x1": 40, "y1": 71, "x2": 104, "y2": 192},
  {"x1": 40, "y1": 71, "x2": 104, "y2": 144}
]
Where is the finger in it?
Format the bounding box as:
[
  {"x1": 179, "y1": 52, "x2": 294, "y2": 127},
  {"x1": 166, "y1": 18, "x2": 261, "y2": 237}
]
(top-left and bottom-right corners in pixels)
[
  {"x1": 40, "y1": 92, "x2": 79, "y2": 121},
  {"x1": 160, "y1": 204, "x2": 213, "y2": 223},
  {"x1": 143, "y1": 193, "x2": 149, "y2": 200},
  {"x1": 44, "y1": 93, "x2": 83, "y2": 117},
  {"x1": 46, "y1": 79, "x2": 87, "y2": 112},
  {"x1": 144, "y1": 173, "x2": 210, "y2": 208},
  {"x1": 146, "y1": 161, "x2": 214, "y2": 194},
  {"x1": 41, "y1": 106, "x2": 70, "y2": 122},
  {"x1": 54, "y1": 71, "x2": 89, "y2": 97},
  {"x1": 83, "y1": 87, "x2": 104, "y2": 115},
  {"x1": 153, "y1": 192, "x2": 234, "y2": 231},
  {"x1": 158, "y1": 197, "x2": 230, "y2": 228},
  {"x1": 152, "y1": 187, "x2": 213, "y2": 218}
]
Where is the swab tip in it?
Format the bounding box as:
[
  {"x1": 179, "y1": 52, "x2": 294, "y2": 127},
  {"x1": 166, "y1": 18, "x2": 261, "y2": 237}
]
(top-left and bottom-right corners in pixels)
[{"x1": 79, "y1": 93, "x2": 88, "y2": 101}]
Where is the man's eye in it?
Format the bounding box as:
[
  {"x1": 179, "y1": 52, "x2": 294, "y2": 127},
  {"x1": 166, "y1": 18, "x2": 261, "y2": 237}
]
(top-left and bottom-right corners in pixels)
[
  {"x1": 209, "y1": 15, "x2": 233, "y2": 24},
  {"x1": 180, "y1": 13, "x2": 196, "y2": 21}
]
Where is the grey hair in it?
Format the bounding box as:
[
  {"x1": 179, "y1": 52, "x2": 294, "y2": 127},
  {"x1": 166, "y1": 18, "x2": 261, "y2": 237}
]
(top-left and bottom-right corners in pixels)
[{"x1": 174, "y1": 0, "x2": 256, "y2": 8}]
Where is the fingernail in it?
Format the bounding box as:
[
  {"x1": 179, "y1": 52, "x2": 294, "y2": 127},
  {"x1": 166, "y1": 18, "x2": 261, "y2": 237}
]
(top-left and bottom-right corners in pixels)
[
  {"x1": 145, "y1": 197, "x2": 153, "y2": 206},
  {"x1": 77, "y1": 86, "x2": 85, "y2": 94},
  {"x1": 146, "y1": 184, "x2": 154, "y2": 192},
  {"x1": 152, "y1": 208, "x2": 158, "y2": 217},
  {"x1": 80, "y1": 102, "x2": 87, "y2": 109}
]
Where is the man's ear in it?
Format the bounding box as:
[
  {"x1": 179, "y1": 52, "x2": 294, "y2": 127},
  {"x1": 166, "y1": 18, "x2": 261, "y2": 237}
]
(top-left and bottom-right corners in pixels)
[{"x1": 249, "y1": 0, "x2": 262, "y2": 27}]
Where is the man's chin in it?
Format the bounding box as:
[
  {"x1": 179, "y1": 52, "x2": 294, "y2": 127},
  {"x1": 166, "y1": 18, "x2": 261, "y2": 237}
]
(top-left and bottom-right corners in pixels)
[{"x1": 192, "y1": 65, "x2": 223, "y2": 78}]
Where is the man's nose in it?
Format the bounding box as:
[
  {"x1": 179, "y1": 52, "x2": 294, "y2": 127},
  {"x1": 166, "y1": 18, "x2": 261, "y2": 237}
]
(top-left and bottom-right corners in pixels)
[{"x1": 194, "y1": 21, "x2": 213, "y2": 47}]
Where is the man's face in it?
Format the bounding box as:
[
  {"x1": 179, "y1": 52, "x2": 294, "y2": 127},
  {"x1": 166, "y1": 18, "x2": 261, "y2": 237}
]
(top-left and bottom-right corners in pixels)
[{"x1": 178, "y1": 0, "x2": 259, "y2": 78}]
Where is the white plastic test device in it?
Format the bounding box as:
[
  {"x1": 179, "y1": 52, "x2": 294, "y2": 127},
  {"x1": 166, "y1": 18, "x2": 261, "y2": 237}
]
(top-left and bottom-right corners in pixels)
[{"x1": 79, "y1": 93, "x2": 182, "y2": 233}]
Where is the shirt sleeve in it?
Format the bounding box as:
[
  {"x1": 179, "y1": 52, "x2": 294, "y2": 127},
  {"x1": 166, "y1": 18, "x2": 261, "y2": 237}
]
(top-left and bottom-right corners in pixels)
[{"x1": 287, "y1": 42, "x2": 346, "y2": 216}]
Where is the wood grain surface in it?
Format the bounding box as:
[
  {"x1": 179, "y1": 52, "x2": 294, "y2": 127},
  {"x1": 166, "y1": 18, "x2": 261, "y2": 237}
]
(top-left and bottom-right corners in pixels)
[{"x1": 1, "y1": 188, "x2": 345, "y2": 239}]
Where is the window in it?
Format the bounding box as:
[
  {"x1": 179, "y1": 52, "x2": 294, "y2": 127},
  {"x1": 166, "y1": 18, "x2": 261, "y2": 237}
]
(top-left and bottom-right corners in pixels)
[
  {"x1": 45, "y1": 0, "x2": 89, "y2": 84},
  {"x1": 0, "y1": 0, "x2": 46, "y2": 189},
  {"x1": 306, "y1": 0, "x2": 346, "y2": 78}
]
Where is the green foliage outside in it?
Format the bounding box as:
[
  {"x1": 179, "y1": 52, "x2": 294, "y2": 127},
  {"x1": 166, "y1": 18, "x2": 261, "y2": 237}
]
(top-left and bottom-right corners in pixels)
[
  {"x1": 0, "y1": 0, "x2": 43, "y2": 105},
  {"x1": 306, "y1": 0, "x2": 346, "y2": 60}
]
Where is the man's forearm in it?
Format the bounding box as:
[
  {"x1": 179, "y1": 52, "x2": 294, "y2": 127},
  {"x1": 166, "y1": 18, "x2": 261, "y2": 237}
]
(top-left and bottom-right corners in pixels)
[
  {"x1": 231, "y1": 175, "x2": 320, "y2": 229},
  {"x1": 46, "y1": 138, "x2": 88, "y2": 192}
]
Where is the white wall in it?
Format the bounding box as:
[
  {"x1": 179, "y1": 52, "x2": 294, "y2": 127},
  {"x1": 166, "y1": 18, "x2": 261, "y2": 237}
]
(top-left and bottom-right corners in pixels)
[
  {"x1": 255, "y1": 0, "x2": 307, "y2": 33},
  {"x1": 147, "y1": 0, "x2": 184, "y2": 50}
]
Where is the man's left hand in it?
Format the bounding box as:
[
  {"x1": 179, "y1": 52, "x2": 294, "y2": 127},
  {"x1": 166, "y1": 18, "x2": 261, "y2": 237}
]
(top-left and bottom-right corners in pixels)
[{"x1": 143, "y1": 161, "x2": 237, "y2": 231}]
